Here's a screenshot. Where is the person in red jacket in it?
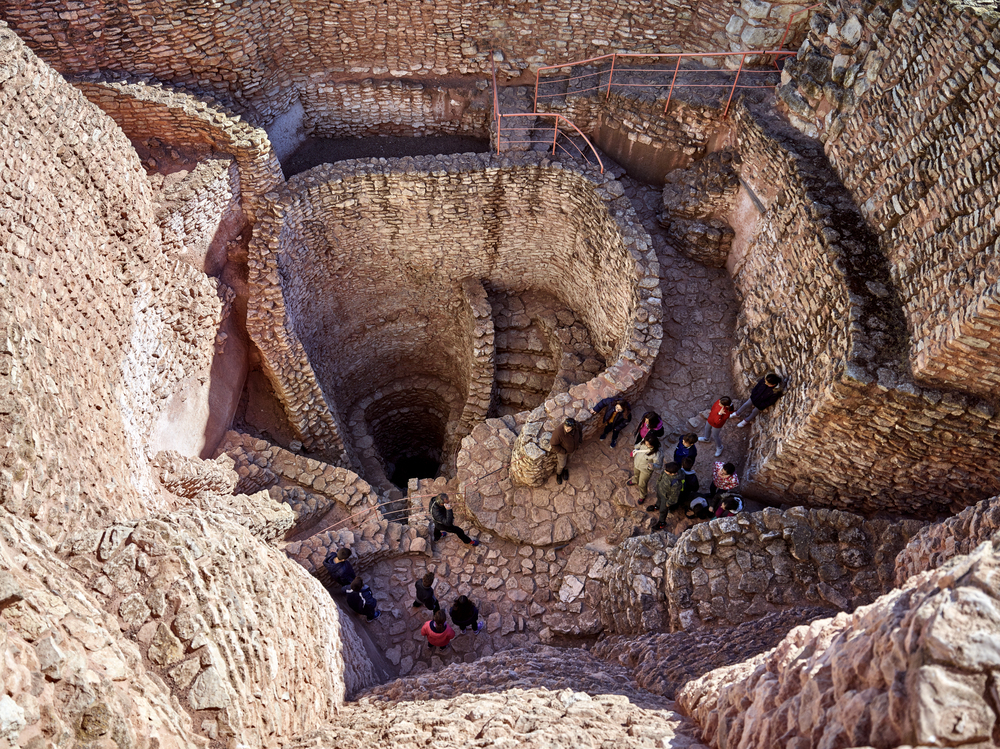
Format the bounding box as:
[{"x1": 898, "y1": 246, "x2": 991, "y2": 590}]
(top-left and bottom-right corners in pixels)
[
  {"x1": 699, "y1": 396, "x2": 735, "y2": 457},
  {"x1": 421, "y1": 609, "x2": 456, "y2": 651}
]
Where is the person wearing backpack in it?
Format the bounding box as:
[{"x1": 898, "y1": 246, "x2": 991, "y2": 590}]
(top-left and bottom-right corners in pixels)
[
  {"x1": 346, "y1": 576, "x2": 381, "y2": 621},
  {"x1": 323, "y1": 547, "x2": 356, "y2": 592}
]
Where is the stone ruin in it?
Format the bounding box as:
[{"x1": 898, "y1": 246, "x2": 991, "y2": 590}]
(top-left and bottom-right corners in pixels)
[{"x1": 1, "y1": 0, "x2": 1000, "y2": 747}]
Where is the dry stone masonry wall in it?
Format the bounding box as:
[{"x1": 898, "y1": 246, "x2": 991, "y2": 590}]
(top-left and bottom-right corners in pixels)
[
  {"x1": 727, "y1": 100, "x2": 1000, "y2": 516},
  {"x1": 3, "y1": 0, "x2": 814, "y2": 129},
  {"x1": 778, "y1": 0, "x2": 1000, "y2": 401}
]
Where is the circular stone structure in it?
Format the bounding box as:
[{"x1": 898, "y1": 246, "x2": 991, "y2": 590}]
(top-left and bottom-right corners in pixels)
[{"x1": 248, "y1": 151, "x2": 661, "y2": 537}]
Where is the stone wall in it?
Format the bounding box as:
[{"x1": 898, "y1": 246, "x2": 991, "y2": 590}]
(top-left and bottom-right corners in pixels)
[
  {"x1": 894, "y1": 494, "x2": 1000, "y2": 586},
  {"x1": 663, "y1": 506, "x2": 925, "y2": 630},
  {"x1": 678, "y1": 535, "x2": 1000, "y2": 749},
  {"x1": 251, "y1": 152, "x2": 659, "y2": 490},
  {"x1": 3, "y1": 0, "x2": 816, "y2": 127},
  {"x1": 725, "y1": 100, "x2": 1000, "y2": 516},
  {"x1": 777, "y1": 1, "x2": 1000, "y2": 398}
]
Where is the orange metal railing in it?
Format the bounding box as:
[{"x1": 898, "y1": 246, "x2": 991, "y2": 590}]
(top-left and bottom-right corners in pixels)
[
  {"x1": 531, "y1": 50, "x2": 797, "y2": 119},
  {"x1": 491, "y1": 57, "x2": 605, "y2": 173},
  {"x1": 774, "y1": 3, "x2": 823, "y2": 66}
]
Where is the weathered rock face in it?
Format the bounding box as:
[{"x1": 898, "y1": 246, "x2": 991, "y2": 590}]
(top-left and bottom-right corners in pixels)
[
  {"x1": 678, "y1": 535, "x2": 1000, "y2": 749},
  {"x1": 56, "y1": 511, "x2": 377, "y2": 747},
  {"x1": 290, "y1": 645, "x2": 709, "y2": 749},
  {"x1": 0, "y1": 509, "x2": 204, "y2": 748},
  {"x1": 895, "y1": 495, "x2": 1000, "y2": 586},
  {"x1": 592, "y1": 606, "x2": 835, "y2": 699},
  {"x1": 0, "y1": 24, "x2": 254, "y2": 541}
]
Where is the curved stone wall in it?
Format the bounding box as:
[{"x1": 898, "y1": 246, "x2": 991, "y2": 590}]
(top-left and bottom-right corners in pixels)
[
  {"x1": 3, "y1": 0, "x2": 814, "y2": 127},
  {"x1": 250, "y1": 152, "x2": 658, "y2": 493}
]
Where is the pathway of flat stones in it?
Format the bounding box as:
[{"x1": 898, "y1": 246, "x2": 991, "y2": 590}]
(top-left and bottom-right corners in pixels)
[{"x1": 335, "y1": 166, "x2": 756, "y2": 681}]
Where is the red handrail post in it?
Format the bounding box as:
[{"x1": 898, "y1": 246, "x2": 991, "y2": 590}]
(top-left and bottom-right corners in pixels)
[
  {"x1": 664, "y1": 55, "x2": 681, "y2": 114},
  {"x1": 496, "y1": 114, "x2": 502, "y2": 156},
  {"x1": 551, "y1": 116, "x2": 559, "y2": 155},
  {"x1": 533, "y1": 66, "x2": 540, "y2": 113},
  {"x1": 723, "y1": 53, "x2": 745, "y2": 119},
  {"x1": 606, "y1": 53, "x2": 616, "y2": 99}
]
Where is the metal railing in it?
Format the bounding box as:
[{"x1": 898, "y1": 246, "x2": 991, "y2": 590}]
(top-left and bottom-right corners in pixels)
[
  {"x1": 532, "y1": 50, "x2": 797, "y2": 119},
  {"x1": 495, "y1": 112, "x2": 606, "y2": 173},
  {"x1": 491, "y1": 57, "x2": 606, "y2": 173}
]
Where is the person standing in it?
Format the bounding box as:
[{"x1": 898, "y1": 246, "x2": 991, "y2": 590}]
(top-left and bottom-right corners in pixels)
[
  {"x1": 673, "y1": 433, "x2": 699, "y2": 465},
  {"x1": 651, "y1": 461, "x2": 682, "y2": 531},
  {"x1": 633, "y1": 411, "x2": 664, "y2": 446},
  {"x1": 429, "y1": 494, "x2": 479, "y2": 546},
  {"x1": 709, "y1": 462, "x2": 740, "y2": 498},
  {"x1": 627, "y1": 435, "x2": 662, "y2": 504},
  {"x1": 593, "y1": 396, "x2": 632, "y2": 448},
  {"x1": 699, "y1": 396, "x2": 735, "y2": 457},
  {"x1": 678, "y1": 456, "x2": 699, "y2": 506},
  {"x1": 549, "y1": 416, "x2": 582, "y2": 485},
  {"x1": 412, "y1": 571, "x2": 440, "y2": 612},
  {"x1": 735, "y1": 373, "x2": 784, "y2": 427},
  {"x1": 449, "y1": 595, "x2": 483, "y2": 633},
  {"x1": 421, "y1": 609, "x2": 457, "y2": 651}
]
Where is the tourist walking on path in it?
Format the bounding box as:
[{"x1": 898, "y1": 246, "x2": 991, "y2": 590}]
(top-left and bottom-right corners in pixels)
[
  {"x1": 412, "y1": 571, "x2": 441, "y2": 612},
  {"x1": 735, "y1": 372, "x2": 784, "y2": 427},
  {"x1": 593, "y1": 396, "x2": 632, "y2": 448},
  {"x1": 549, "y1": 417, "x2": 582, "y2": 485},
  {"x1": 673, "y1": 433, "x2": 698, "y2": 465},
  {"x1": 634, "y1": 411, "x2": 664, "y2": 446},
  {"x1": 323, "y1": 547, "x2": 356, "y2": 591},
  {"x1": 346, "y1": 577, "x2": 381, "y2": 621},
  {"x1": 708, "y1": 462, "x2": 739, "y2": 498},
  {"x1": 628, "y1": 435, "x2": 662, "y2": 503},
  {"x1": 699, "y1": 396, "x2": 735, "y2": 457},
  {"x1": 651, "y1": 461, "x2": 682, "y2": 531},
  {"x1": 429, "y1": 494, "x2": 479, "y2": 546},
  {"x1": 449, "y1": 595, "x2": 484, "y2": 633},
  {"x1": 422, "y1": 609, "x2": 457, "y2": 651}
]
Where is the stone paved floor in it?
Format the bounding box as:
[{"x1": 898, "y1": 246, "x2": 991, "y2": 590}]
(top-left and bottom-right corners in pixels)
[{"x1": 324, "y1": 164, "x2": 758, "y2": 679}]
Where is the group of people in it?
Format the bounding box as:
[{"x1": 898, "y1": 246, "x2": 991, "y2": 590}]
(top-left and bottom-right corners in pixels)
[
  {"x1": 324, "y1": 548, "x2": 484, "y2": 653},
  {"x1": 551, "y1": 372, "x2": 784, "y2": 532}
]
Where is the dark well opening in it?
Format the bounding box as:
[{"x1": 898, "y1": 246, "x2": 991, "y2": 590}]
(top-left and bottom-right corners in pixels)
[
  {"x1": 282, "y1": 135, "x2": 491, "y2": 179},
  {"x1": 390, "y1": 453, "x2": 442, "y2": 491},
  {"x1": 366, "y1": 388, "x2": 452, "y2": 491}
]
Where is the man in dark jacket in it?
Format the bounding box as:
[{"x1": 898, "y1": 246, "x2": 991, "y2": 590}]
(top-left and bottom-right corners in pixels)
[
  {"x1": 346, "y1": 576, "x2": 381, "y2": 621},
  {"x1": 650, "y1": 461, "x2": 682, "y2": 531},
  {"x1": 734, "y1": 372, "x2": 784, "y2": 427},
  {"x1": 412, "y1": 571, "x2": 441, "y2": 612},
  {"x1": 593, "y1": 396, "x2": 632, "y2": 448},
  {"x1": 549, "y1": 416, "x2": 582, "y2": 484},
  {"x1": 429, "y1": 494, "x2": 479, "y2": 546},
  {"x1": 323, "y1": 547, "x2": 356, "y2": 591}
]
